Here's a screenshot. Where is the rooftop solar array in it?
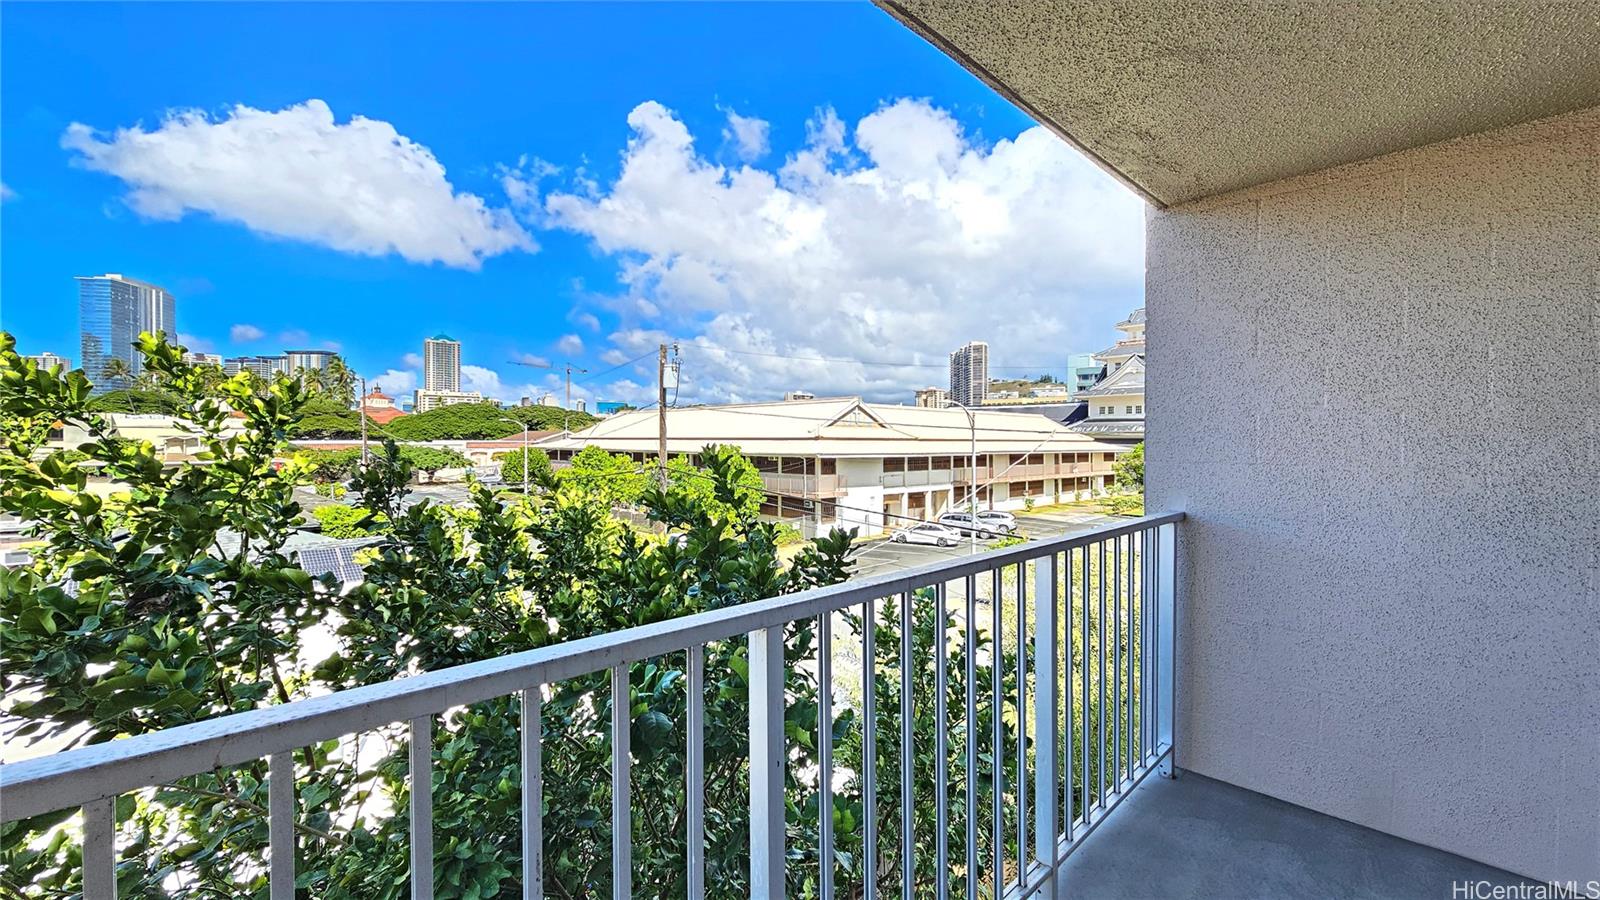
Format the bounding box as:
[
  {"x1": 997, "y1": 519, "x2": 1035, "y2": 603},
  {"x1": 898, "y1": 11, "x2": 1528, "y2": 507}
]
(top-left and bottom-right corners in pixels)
[{"x1": 295, "y1": 541, "x2": 372, "y2": 585}]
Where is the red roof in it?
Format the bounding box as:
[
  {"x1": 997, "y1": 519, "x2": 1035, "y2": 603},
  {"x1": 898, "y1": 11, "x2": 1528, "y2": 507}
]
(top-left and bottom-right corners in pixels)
[{"x1": 363, "y1": 407, "x2": 407, "y2": 425}]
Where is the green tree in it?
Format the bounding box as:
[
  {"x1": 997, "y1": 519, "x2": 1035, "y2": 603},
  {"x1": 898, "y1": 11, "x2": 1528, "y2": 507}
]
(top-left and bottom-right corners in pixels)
[
  {"x1": 664, "y1": 445, "x2": 765, "y2": 522},
  {"x1": 497, "y1": 445, "x2": 554, "y2": 489},
  {"x1": 1112, "y1": 441, "x2": 1144, "y2": 491},
  {"x1": 98, "y1": 356, "x2": 131, "y2": 387},
  {"x1": 86, "y1": 386, "x2": 187, "y2": 414},
  {"x1": 507, "y1": 404, "x2": 600, "y2": 432},
  {"x1": 312, "y1": 503, "x2": 387, "y2": 538},
  {"x1": 401, "y1": 444, "x2": 471, "y2": 482},
  {"x1": 0, "y1": 331, "x2": 1038, "y2": 899},
  {"x1": 385, "y1": 402, "x2": 521, "y2": 441},
  {"x1": 558, "y1": 444, "x2": 648, "y2": 508}
]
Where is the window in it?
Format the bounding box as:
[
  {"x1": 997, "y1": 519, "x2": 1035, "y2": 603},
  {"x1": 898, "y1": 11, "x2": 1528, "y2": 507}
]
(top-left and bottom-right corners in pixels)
[
  {"x1": 820, "y1": 458, "x2": 837, "y2": 475},
  {"x1": 908, "y1": 457, "x2": 930, "y2": 472},
  {"x1": 1125, "y1": 405, "x2": 1135, "y2": 414},
  {"x1": 931, "y1": 456, "x2": 952, "y2": 470},
  {"x1": 1135, "y1": 405, "x2": 1143, "y2": 414},
  {"x1": 883, "y1": 457, "x2": 905, "y2": 473}
]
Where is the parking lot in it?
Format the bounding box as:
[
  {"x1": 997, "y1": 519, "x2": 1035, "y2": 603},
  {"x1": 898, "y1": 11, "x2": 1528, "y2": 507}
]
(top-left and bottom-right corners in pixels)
[{"x1": 845, "y1": 510, "x2": 1120, "y2": 580}]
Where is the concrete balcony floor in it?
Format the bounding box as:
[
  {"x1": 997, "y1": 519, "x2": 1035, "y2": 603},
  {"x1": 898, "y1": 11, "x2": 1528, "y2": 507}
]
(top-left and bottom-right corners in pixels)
[{"x1": 1061, "y1": 772, "x2": 1536, "y2": 899}]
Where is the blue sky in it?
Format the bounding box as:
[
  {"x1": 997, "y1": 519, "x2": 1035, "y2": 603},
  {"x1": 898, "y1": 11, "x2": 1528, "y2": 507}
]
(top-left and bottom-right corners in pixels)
[{"x1": 1, "y1": 2, "x2": 1144, "y2": 405}]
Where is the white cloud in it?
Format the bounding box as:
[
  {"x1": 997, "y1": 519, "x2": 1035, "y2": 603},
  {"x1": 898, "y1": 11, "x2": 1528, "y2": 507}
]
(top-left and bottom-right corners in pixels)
[
  {"x1": 0, "y1": 182, "x2": 16, "y2": 202},
  {"x1": 320, "y1": 340, "x2": 343, "y2": 352},
  {"x1": 461, "y1": 364, "x2": 545, "y2": 405},
  {"x1": 556, "y1": 334, "x2": 584, "y2": 356},
  {"x1": 545, "y1": 99, "x2": 1145, "y2": 403},
  {"x1": 371, "y1": 368, "x2": 417, "y2": 396},
  {"x1": 402, "y1": 352, "x2": 424, "y2": 369},
  {"x1": 178, "y1": 332, "x2": 215, "y2": 353},
  {"x1": 599, "y1": 348, "x2": 630, "y2": 366},
  {"x1": 720, "y1": 107, "x2": 770, "y2": 162},
  {"x1": 280, "y1": 329, "x2": 310, "y2": 346},
  {"x1": 570, "y1": 310, "x2": 601, "y2": 332},
  {"x1": 512, "y1": 352, "x2": 551, "y2": 369},
  {"x1": 63, "y1": 99, "x2": 533, "y2": 269},
  {"x1": 230, "y1": 323, "x2": 265, "y2": 343}
]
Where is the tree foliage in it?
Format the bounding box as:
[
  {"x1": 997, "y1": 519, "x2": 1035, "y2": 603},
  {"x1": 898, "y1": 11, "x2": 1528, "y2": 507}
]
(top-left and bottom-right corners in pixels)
[
  {"x1": 0, "y1": 332, "x2": 1050, "y2": 899},
  {"x1": 384, "y1": 403, "x2": 520, "y2": 441},
  {"x1": 1112, "y1": 441, "x2": 1143, "y2": 491},
  {"x1": 86, "y1": 387, "x2": 188, "y2": 415},
  {"x1": 506, "y1": 404, "x2": 599, "y2": 432},
  {"x1": 311, "y1": 504, "x2": 387, "y2": 539},
  {"x1": 496, "y1": 446, "x2": 554, "y2": 489}
]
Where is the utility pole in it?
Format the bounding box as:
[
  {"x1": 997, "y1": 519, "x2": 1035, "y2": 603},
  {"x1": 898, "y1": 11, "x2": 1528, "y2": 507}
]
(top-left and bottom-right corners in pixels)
[{"x1": 656, "y1": 344, "x2": 669, "y2": 491}]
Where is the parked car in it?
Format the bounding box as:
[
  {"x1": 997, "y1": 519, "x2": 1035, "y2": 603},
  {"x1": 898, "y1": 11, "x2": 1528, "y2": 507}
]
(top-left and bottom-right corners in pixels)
[
  {"x1": 890, "y1": 522, "x2": 962, "y2": 547},
  {"x1": 936, "y1": 511, "x2": 1004, "y2": 538},
  {"x1": 975, "y1": 510, "x2": 1018, "y2": 533}
]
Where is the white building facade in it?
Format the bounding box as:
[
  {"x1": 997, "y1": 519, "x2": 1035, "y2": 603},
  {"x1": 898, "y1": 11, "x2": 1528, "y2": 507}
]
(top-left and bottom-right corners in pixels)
[{"x1": 537, "y1": 397, "x2": 1125, "y2": 537}]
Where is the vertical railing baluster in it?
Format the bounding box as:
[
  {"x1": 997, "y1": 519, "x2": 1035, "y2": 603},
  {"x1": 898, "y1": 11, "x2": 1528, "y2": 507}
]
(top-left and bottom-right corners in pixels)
[
  {"x1": 521, "y1": 687, "x2": 545, "y2": 900},
  {"x1": 411, "y1": 716, "x2": 434, "y2": 900},
  {"x1": 82, "y1": 797, "x2": 115, "y2": 900},
  {"x1": 990, "y1": 566, "x2": 1004, "y2": 900},
  {"x1": 687, "y1": 647, "x2": 705, "y2": 900},
  {"x1": 819, "y1": 615, "x2": 835, "y2": 900},
  {"x1": 1080, "y1": 544, "x2": 1090, "y2": 823},
  {"x1": 863, "y1": 600, "x2": 878, "y2": 900},
  {"x1": 1127, "y1": 533, "x2": 1136, "y2": 784},
  {"x1": 1098, "y1": 539, "x2": 1107, "y2": 809},
  {"x1": 1015, "y1": 562, "x2": 1027, "y2": 885},
  {"x1": 1064, "y1": 547, "x2": 1075, "y2": 842},
  {"x1": 898, "y1": 592, "x2": 913, "y2": 900},
  {"x1": 963, "y1": 573, "x2": 978, "y2": 897},
  {"x1": 1113, "y1": 535, "x2": 1122, "y2": 793},
  {"x1": 269, "y1": 751, "x2": 295, "y2": 900},
  {"x1": 612, "y1": 665, "x2": 632, "y2": 899},
  {"x1": 749, "y1": 627, "x2": 786, "y2": 898},
  {"x1": 933, "y1": 583, "x2": 949, "y2": 900},
  {"x1": 1032, "y1": 554, "x2": 1059, "y2": 897},
  {"x1": 1141, "y1": 528, "x2": 1151, "y2": 767}
]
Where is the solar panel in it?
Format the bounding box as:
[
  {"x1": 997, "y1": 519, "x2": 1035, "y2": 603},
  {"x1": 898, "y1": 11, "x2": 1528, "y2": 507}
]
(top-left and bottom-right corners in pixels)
[{"x1": 295, "y1": 541, "x2": 370, "y2": 585}]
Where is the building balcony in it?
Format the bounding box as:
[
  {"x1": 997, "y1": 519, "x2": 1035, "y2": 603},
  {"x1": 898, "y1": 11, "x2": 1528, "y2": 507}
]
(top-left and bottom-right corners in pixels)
[
  {"x1": 0, "y1": 512, "x2": 1544, "y2": 897},
  {"x1": 759, "y1": 470, "x2": 849, "y2": 498}
]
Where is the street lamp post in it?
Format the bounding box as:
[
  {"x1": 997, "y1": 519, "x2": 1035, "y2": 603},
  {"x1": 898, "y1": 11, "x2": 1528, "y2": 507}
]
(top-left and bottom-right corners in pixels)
[{"x1": 948, "y1": 400, "x2": 980, "y2": 555}]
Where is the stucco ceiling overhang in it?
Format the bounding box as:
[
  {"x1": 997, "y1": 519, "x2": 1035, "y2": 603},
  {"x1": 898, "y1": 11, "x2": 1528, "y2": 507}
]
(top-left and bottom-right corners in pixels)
[{"x1": 879, "y1": 1, "x2": 1600, "y2": 207}]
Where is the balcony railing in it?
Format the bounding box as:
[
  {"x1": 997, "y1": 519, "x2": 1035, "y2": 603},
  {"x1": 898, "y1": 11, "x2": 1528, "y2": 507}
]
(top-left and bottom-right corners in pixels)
[
  {"x1": 759, "y1": 471, "x2": 849, "y2": 497},
  {"x1": 0, "y1": 513, "x2": 1180, "y2": 899},
  {"x1": 951, "y1": 462, "x2": 1116, "y2": 484}
]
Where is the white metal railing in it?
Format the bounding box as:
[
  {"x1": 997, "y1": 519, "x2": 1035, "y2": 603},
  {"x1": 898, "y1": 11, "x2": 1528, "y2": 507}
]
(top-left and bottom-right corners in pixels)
[{"x1": 0, "y1": 512, "x2": 1181, "y2": 899}]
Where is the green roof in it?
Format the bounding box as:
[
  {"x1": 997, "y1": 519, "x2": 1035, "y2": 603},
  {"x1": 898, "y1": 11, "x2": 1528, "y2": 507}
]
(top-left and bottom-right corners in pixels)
[{"x1": 430, "y1": 333, "x2": 456, "y2": 342}]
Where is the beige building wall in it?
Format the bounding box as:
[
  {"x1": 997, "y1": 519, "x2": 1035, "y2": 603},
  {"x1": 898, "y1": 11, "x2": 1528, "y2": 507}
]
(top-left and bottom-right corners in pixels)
[{"x1": 1146, "y1": 108, "x2": 1599, "y2": 881}]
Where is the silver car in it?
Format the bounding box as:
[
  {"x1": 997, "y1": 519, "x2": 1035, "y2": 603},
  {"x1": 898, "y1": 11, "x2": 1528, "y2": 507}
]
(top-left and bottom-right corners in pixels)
[
  {"x1": 975, "y1": 510, "x2": 1018, "y2": 533},
  {"x1": 891, "y1": 522, "x2": 962, "y2": 547}
]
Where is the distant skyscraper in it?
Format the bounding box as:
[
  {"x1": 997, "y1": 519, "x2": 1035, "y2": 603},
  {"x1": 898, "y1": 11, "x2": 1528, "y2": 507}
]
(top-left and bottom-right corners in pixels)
[
  {"x1": 286, "y1": 349, "x2": 337, "y2": 372},
  {"x1": 948, "y1": 341, "x2": 989, "y2": 407},
  {"x1": 423, "y1": 334, "x2": 461, "y2": 392},
  {"x1": 77, "y1": 273, "x2": 176, "y2": 390}
]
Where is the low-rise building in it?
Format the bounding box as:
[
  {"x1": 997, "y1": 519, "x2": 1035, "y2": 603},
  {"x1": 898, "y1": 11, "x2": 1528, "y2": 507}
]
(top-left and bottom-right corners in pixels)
[
  {"x1": 537, "y1": 396, "x2": 1125, "y2": 536},
  {"x1": 359, "y1": 389, "x2": 407, "y2": 425},
  {"x1": 783, "y1": 390, "x2": 816, "y2": 401},
  {"x1": 913, "y1": 387, "x2": 948, "y2": 407},
  {"x1": 1069, "y1": 305, "x2": 1146, "y2": 441},
  {"x1": 413, "y1": 389, "x2": 485, "y2": 413}
]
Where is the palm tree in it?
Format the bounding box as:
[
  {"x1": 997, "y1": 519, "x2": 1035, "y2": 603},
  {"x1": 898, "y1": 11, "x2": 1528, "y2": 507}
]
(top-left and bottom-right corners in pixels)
[
  {"x1": 99, "y1": 357, "x2": 132, "y2": 389},
  {"x1": 326, "y1": 356, "x2": 356, "y2": 405}
]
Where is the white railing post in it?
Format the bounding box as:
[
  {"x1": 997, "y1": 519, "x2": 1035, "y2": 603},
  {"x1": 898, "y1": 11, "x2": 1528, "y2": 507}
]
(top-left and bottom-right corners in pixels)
[
  {"x1": 611, "y1": 665, "x2": 632, "y2": 899},
  {"x1": 269, "y1": 751, "x2": 295, "y2": 900},
  {"x1": 83, "y1": 797, "x2": 116, "y2": 900},
  {"x1": 1156, "y1": 522, "x2": 1177, "y2": 777},
  {"x1": 521, "y1": 687, "x2": 544, "y2": 900},
  {"x1": 410, "y1": 716, "x2": 434, "y2": 900},
  {"x1": 1033, "y1": 554, "x2": 1060, "y2": 897},
  {"x1": 749, "y1": 626, "x2": 786, "y2": 899}
]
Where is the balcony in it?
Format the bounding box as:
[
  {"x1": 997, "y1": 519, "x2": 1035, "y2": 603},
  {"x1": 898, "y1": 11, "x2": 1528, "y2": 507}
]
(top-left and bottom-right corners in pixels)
[
  {"x1": 759, "y1": 471, "x2": 849, "y2": 498},
  {"x1": 1, "y1": 515, "x2": 1182, "y2": 899}
]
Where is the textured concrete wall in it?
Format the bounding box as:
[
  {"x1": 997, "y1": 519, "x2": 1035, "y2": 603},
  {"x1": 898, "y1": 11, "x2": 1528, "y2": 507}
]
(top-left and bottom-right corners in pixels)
[{"x1": 1145, "y1": 107, "x2": 1599, "y2": 881}]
